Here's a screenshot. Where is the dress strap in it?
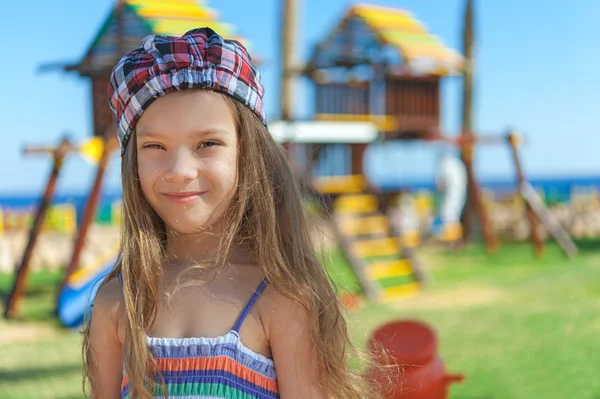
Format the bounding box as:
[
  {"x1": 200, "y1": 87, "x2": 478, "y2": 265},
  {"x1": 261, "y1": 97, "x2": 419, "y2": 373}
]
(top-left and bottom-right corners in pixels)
[{"x1": 232, "y1": 277, "x2": 269, "y2": 332}]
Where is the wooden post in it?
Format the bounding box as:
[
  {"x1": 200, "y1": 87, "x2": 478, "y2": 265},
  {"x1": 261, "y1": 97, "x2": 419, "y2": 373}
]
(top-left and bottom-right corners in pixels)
[
  {"x1": 508, "y1": 133, "x2": 545, "y2": 257},
  {"x1": 116, "y1": 0, "x2": 126, "y2": 59},
  {"x1": 303, "y1": 143, "x2": 314, "y2": 185},
  {"x1": 431, "y1": 132, "x2": 498, "y2": 253},
  {"x1": 460, "y1": 0, "x2": 476, "y2": 241},
  {"x1": 58, "y1": 138, "x2": 116, "y2": 292},
  {"x1": 350, "y1": 143, "x2": 367, "y2": 175},
  {"x1": 468, "y1": 166, "x2": 498, "y2": 253},
  {"x1": 278, "y1": 0, "x2": 298, "y2": 165},
  {"x1": 280, "y1": 0, "x2": 297, "y2": 122},
  {"x1": 4, "y1": 138, "x2": 73, "y2": 319}
]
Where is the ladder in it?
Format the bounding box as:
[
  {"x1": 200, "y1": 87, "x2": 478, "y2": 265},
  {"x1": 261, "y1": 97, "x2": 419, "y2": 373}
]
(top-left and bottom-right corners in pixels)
[{"x1": 314, "y1": 175, "x2": 420, "y2": 302}]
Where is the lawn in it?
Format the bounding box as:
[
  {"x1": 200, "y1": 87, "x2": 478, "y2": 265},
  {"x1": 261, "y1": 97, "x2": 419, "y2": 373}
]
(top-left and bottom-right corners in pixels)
[
  {"x1": 1, "y1": 241, "x2": 600, "y2": 399},
  {"x1": 0, "y1": 271, "x2": 85, "y2": 399}
]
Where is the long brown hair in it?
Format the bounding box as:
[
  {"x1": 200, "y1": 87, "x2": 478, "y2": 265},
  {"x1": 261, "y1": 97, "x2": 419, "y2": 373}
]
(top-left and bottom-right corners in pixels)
[{"x1": 82, "y1": 91, "x2": 383, "y2": 398}]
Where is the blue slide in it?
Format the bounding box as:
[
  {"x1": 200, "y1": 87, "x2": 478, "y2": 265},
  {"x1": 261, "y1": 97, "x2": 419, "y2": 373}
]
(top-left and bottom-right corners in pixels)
[{"x1": 57, "y1": 254, "x2": 117, "y2": 329}]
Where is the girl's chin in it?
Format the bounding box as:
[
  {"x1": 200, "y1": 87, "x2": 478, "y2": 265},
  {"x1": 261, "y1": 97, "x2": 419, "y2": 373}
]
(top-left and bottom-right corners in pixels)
[
  {"x1": 164, "y1": 216, "x2": 227, "y2": 236},
  {"x1": 165, "y1": 222, "x2": 213, "y2": 235}
]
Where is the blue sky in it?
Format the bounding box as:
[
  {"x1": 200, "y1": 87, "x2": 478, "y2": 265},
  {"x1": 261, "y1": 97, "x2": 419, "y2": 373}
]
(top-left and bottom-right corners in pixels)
[{"x1": 1, "y1": 0, "x2": 599, "y2": 195}]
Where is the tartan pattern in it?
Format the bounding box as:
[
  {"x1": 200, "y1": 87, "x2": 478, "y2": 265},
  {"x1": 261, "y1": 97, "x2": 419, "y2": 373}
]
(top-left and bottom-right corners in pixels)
[{"x1": 108, "y1": 27, "x2": 265, "y2": 152}]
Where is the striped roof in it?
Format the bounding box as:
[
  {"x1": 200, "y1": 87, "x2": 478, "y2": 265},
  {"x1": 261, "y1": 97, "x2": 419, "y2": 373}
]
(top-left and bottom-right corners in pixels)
[
  {"x1": 76, "y1": 0, "x2": 251, "y2": 75},
  {"x1": 124, "y1": 0, "x2": 235, "y2": 38},
  {"x1": 308, "y1": 3, "x2": 464, "y2": 76}
]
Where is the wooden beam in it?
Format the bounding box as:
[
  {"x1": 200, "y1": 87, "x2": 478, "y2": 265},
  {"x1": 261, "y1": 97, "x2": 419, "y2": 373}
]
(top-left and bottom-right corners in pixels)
[
  {"x1": 280, "y1": 0, "x2": 297, "y2": 122},
  {"x1": 350, "y1": 143, "x2": 367, "y2": 175},
  {"x1": 460, "y1": 0, "x2": 476, "y2": 241},
  {"x1": 58, "y1": 138, "x2": 118, "y2": 293},
  {"x1": 508, "y1": 133, "x2": 545, "y2": 257},
  {"x1": 4, "y1": 139, "x2": 74, "y2": 319}
]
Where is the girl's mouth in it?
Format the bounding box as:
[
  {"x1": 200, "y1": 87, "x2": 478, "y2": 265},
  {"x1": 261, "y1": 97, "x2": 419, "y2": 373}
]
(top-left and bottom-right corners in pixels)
[{"x1": 162, "y1": 192, "x2": 206, "y2": 204}]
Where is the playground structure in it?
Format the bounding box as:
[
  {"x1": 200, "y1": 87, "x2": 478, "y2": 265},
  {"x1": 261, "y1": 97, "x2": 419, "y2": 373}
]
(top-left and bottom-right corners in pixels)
[
  {"x1": 2, "y1": 133, "x2": 122, "y2": 327},
  {"x1": 2, "y1": 136, "x2": 119, "y2": 321},
  {"x1": 274, "y1": 4, "x2": 577, "y2": 272},
  {"x1": 275, "y1": 4, "x2": 472, "y2": 302},
  {"x1": 298, "y1": 4, "x2": 486, "y2": 241},
  {"x1": 270, "y1": 4, "x2": 477, "y2": 302}
]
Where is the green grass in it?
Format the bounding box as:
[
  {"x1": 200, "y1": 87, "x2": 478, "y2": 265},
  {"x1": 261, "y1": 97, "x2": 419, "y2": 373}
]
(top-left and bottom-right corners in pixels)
[
  {"x1": 2, "y1": 241, "x2": 600, "y2": 398},
  {"x1": 0, "y1": 270, "x2": 64, "y2": 323},
  {"x1": 0, "y1": 335, "x2": 84, "y2": 399},
  {"x1": 0, "y1": 270, "x2": 85, "y2": 398},
  {"x1": 320, "y1": 245, "x2": 364, "y2": 295},
  {"x1": 324, "y1": 241, "x2": 600, "y2": 399}
]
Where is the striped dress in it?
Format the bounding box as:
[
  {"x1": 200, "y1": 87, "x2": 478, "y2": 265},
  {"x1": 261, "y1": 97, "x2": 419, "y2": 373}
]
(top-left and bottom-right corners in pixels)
[{"x1": 121, "y1": 278, "x2": 279, "y2": 398}]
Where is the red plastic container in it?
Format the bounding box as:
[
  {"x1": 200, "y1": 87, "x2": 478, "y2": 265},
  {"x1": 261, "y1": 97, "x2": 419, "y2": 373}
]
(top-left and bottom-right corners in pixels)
[{"x1": 366, "y1": 320, "x2": 464, "y2": 399}]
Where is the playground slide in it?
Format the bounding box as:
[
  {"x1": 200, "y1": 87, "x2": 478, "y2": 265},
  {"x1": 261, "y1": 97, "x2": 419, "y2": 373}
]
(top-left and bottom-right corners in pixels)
[{"x1": 57, "y1": 248, "x2": 118, "y2": 329}]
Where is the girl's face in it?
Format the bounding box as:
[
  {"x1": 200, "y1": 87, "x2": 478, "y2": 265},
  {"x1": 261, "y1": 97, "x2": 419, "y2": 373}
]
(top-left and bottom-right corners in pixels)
[{"x1": 135, "y1": 90, "x2": 238, "y2": 234}]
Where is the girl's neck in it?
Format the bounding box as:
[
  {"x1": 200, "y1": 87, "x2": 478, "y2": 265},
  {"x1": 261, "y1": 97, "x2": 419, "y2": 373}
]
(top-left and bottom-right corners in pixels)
[{"x1": 165, "y1": 227, "x2": 252, "y2": 267}]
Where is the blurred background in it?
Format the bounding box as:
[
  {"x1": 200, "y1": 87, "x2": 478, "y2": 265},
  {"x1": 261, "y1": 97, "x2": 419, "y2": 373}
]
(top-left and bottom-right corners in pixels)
[{"x1": 1, "y1": 1, "x2": 599, "y2": 398}]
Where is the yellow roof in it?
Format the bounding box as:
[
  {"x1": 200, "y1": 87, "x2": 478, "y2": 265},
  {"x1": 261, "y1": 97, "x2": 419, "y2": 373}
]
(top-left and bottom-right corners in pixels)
[
  {"x1": 125, "y1": 0, "x2": 239, "y2": 41},
  {"x1": 78, "y1": 0, "x2": 255, "y2": 73},
  {"x1": 315, "y1": 3, "x2": 464, "y2": 76},
  {"x1": 353, "y1": 4, "x2": 463, "y2": 74}
]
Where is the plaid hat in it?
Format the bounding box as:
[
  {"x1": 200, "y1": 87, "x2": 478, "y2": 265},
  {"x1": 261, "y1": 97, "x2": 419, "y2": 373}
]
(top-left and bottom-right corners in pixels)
[{"x1": 108, "y1": 27, "x2": 265, "y2": 152}]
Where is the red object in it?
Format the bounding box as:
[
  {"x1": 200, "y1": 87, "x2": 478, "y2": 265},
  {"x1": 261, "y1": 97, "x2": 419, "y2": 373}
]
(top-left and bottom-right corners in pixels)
[{"x1": 366, "y1": 320, "x2": 464, "y2": 399}]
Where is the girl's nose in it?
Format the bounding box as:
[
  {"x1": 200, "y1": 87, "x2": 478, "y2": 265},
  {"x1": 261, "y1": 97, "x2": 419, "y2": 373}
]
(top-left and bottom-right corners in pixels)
[{"x1": 164, "y1": 148, "x2": 198, "y2": 183}]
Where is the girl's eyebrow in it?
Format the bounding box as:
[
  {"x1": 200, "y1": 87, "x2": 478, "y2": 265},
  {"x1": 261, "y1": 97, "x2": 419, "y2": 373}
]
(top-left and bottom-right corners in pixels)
[
  {"x1": 136, "y1": 130, "x2": 167, "y2": 139},
  {"x1": 137, "y1": 128, "x2": 232, "y2": 138}
]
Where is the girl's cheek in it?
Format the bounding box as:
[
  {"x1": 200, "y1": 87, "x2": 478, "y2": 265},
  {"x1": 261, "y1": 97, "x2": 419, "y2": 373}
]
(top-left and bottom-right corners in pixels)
[
  {"x1": 212, "y1": 150, "x2": 238, "y2": 178},
  {"x1": 211, "y1": 161, "x2": 237, "y2": 188},
  {"x1": 137, "y1": 160, "x2": 161, "y2": 181}
]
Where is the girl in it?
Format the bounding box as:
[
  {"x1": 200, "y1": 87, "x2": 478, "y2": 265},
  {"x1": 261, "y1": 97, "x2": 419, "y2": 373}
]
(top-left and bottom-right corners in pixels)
[{"x1": 82, "y1": 28, "x2": 381, "y2": 398}]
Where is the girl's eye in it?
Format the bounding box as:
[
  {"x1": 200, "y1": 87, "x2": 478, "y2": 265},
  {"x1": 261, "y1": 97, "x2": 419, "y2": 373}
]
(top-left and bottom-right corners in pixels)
[
  {"x1": 199, "y1": 140, "x2": 221, "y2": 149},
  {"x1": 142, "y1": 143, "x2": 165, "y2": 150}
]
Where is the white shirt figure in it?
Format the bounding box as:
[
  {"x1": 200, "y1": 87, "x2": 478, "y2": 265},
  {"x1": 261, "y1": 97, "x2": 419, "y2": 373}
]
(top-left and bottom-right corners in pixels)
[{"x1": 436, "y1": 152, "x2": 467, "y2": 225}]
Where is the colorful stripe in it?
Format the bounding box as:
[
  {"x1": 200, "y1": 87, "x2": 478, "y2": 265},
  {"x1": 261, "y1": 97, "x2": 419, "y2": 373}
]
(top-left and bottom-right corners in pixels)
[
  {"x1": 123, "y1": 381, "x2": 275, "y2": 399},
  {"x1": 153, "y1": 356, "x2": 277, "y2": 391},
  {"x1": 121, "y1": 331, "x2": 278, "y2": 398},
  {"x1": 122, "y1": 375, "x2": 278, "y2": 398}
]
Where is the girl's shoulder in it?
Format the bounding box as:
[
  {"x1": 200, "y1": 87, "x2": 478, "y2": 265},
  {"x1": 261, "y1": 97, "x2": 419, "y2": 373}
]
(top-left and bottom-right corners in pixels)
[
  {"x1": 257, "y1": 284, "x2": 309, "y2": 338},
  {"x1": 94, "y1": 276, "x2": 125, "y2": 308},
  {"x1": 91, "y1": 276, "x2": 126, "y2": 343},
  {"x1": 256, "y1": 285, "x2": 326, "y2": 397}
]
